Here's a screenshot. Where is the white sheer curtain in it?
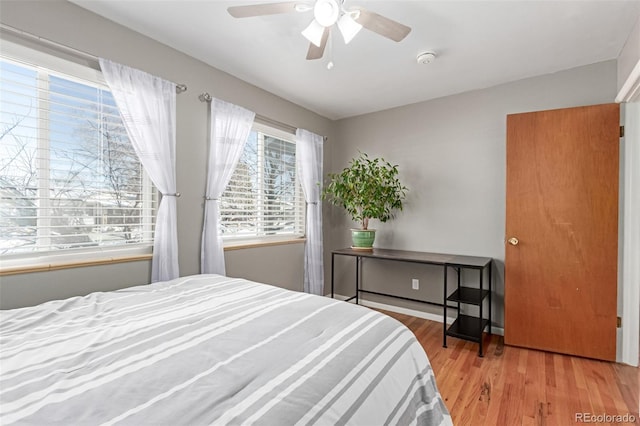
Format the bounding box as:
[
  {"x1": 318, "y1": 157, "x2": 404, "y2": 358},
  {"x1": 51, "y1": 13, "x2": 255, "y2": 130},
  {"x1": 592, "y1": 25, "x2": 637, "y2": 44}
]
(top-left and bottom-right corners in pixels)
[
  {"x1": 296, "y1": 129, "x2": 324, "y2": 295},
  {"x1": 99, "y1": 58, "x2": 179, "y2": 282},
  {"x1": 201, "y1": 98, "x2": 255, "y2": 275}
]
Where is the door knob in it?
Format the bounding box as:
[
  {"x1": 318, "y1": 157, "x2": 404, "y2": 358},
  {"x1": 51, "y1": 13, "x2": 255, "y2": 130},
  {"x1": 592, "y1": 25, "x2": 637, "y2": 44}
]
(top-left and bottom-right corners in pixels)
[{"x1": 507, "y1": 237, "x2": 519, "y2": 246}]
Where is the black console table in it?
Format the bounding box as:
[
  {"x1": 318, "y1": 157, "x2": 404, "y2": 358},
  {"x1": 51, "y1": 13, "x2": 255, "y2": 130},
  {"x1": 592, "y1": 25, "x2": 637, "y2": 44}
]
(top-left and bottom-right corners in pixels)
[{"x1": 330, "y1": 248, "x2": 493, "y2": 357}]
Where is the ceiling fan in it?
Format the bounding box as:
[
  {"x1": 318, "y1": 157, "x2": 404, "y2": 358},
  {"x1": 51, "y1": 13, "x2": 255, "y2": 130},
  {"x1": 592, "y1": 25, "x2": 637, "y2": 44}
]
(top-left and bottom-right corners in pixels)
[{"x1": 227, "y1": 0, "x2": 412, "y2": 61}]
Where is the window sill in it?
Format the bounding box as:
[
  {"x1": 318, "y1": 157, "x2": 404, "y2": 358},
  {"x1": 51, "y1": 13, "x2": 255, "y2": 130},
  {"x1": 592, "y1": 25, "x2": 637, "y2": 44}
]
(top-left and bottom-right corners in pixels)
[
  {"x1": 0, "y1": 239, "x2": 307, "y2": 276},
  {"x1": 0, "y1": 254, "x2": 153, "y2": 276},
  {"x1": 223, "y1": 237, "x2": 306, "y2": 251}
]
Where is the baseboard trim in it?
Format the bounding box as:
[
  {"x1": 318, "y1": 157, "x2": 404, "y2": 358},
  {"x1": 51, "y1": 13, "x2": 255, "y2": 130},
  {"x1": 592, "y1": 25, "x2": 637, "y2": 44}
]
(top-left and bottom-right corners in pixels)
[{"x1": 328, "y1": 293, "x2": 505, "y2": 336}]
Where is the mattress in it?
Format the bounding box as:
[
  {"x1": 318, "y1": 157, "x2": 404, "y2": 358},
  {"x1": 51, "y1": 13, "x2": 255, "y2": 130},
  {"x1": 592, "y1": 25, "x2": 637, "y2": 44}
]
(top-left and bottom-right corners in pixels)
[{"x1": 0, "y1": 274, "x2": 451, "y2": 425}]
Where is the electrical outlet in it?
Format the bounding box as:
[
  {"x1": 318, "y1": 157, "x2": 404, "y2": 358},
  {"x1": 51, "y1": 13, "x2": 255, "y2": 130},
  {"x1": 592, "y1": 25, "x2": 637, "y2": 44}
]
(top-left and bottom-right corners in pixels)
[{"x1": 412, "y1": 278, "x2": 419, "y2": 290}]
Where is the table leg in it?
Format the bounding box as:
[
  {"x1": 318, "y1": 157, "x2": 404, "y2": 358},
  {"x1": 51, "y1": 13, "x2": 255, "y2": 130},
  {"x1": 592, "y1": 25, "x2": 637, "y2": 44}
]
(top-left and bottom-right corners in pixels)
[
  {"x1": 355, "y1": 256, "x2": 360, "y2": 305},
  {"x1": 488, "y1": 262, "x2": 492, "y2": 335},
  {"x1": 331, "y1": 252, "x2": 335, "y2": 299},
  {"x1": 443, "y1": 264, "x2": 448, "y2": 348},
  {"x1": 479, "y1": 267, "x2": 484, "y2": 357},
  {"x1": 456, "y1": 267, "x2": 461, "y2": 317}
]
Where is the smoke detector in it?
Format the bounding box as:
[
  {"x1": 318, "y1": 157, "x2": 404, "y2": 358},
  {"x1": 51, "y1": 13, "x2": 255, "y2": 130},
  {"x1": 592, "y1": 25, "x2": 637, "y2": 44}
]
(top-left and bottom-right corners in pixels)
[{"x1": 417, "y1": 51, "x2": 437, "y2": 64}]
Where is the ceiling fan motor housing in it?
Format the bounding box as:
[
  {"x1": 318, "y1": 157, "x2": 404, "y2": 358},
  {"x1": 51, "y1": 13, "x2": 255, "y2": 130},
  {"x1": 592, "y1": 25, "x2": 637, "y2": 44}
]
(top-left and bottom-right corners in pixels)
[{"x1": 314, "y1": 0, "x2": 341, "y2": 27}]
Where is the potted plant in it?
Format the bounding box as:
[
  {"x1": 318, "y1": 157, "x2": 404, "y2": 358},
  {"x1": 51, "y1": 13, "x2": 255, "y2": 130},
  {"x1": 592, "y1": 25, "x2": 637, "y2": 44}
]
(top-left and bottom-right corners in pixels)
[{"x1": 323, "y1": 152, "x2": 407, "y2": 250}]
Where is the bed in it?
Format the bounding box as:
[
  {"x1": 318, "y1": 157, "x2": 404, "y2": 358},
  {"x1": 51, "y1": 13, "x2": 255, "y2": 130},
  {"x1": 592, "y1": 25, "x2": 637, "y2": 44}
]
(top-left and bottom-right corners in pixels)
[{"x1": 0, "y1": 274, "x2": 451, "y2": 425}]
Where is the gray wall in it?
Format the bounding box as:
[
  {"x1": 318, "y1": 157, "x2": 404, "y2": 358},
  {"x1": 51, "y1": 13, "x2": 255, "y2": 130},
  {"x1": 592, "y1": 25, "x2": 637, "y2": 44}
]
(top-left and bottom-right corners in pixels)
[
  {"x1": 328, "y1": 60, "x2": 619, "y2": 328},
  {"x1": 225, "y1": 244, "x2": 305, "y2": 292},
  {"x1": 0, "y1": 0, "x2": 334, "y2": 309}
]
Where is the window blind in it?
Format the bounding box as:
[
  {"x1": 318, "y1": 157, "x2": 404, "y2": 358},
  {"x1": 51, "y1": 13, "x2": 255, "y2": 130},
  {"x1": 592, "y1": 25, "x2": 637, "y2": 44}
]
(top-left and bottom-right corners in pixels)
[
  {"x1": 0, "y1": 55, "x2": 156, "y2": 256},
  {"x1": 220, "y1": 130, "x2": 305, "y2": 239}
]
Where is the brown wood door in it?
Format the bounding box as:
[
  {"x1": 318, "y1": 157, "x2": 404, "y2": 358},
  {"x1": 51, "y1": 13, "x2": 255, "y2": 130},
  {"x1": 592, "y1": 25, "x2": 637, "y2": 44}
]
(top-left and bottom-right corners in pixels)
[{"x1": 505, "y1": 103, "x2": 619, "y2": 361}]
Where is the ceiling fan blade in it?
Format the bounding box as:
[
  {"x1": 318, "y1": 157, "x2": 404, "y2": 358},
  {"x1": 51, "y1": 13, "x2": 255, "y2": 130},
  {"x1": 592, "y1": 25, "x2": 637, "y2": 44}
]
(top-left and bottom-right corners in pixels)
[
  {"x1": 228, "y1": 2, "x2": 300, "y2": 18},
  {"x1": 306, "y1": 27, "x2": 330, "y2": 60},
  {"x1": 354, "y1": 8, "x2": 412, "y2": 42}
]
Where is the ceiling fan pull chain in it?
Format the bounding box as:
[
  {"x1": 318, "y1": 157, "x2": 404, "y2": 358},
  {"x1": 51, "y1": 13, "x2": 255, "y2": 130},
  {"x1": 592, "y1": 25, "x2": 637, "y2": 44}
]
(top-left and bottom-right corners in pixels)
[{"x1": 327, "y1": 26, "x2": 334, "y2": 69}]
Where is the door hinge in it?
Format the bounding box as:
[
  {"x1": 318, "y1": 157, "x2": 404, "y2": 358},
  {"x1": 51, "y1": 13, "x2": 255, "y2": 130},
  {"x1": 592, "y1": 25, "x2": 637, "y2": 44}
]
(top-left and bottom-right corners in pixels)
[
  {"x1": 620, "y1": 126, "x2": 625, "y2": 137},
  {"x1": 617, "y1": 316, "x2": 622, "y2": 328}
]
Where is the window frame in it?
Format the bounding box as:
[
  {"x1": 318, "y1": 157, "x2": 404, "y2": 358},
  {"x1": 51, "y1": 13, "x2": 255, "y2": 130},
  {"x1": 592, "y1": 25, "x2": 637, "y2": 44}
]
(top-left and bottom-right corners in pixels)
[
  {"x1": 0, "y1": 39, "x2": 156, "y2": 270},
  {"x1": 220, "y1": 122, "x2": 306, "y2": 246}
]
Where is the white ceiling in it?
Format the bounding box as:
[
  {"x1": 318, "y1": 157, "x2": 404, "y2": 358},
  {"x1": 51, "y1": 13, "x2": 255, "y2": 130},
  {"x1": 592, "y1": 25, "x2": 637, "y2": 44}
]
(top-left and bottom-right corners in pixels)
[{"x1": 70, "y1": 0, "x2": 640, "y2": 120}]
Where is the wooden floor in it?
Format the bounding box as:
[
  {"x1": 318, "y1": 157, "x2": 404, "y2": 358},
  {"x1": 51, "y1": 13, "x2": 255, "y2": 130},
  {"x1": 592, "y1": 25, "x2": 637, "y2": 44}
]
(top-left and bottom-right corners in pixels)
[{"x1": 382, "y1": 310, "x2": 639, "y2": 426}]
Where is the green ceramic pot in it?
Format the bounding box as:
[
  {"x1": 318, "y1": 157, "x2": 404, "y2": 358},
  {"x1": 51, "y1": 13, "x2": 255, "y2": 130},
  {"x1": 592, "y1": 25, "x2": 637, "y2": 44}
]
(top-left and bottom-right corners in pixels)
[{"x1": 351, "y1": 229, "x2": 376, "y2": 250}]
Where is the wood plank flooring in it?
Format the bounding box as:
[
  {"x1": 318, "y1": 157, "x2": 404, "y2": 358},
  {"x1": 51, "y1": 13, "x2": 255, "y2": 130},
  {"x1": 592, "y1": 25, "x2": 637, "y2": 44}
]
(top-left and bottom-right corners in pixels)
[{"x1": 381, "y1": 310, "x2": 639, "y2": 426}]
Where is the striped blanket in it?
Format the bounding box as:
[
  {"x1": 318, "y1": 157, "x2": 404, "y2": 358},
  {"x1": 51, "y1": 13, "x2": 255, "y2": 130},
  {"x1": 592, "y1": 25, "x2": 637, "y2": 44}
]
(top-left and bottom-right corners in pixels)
[{"x1": 0, "y1": 274, "x2": 451, "y2": 425}]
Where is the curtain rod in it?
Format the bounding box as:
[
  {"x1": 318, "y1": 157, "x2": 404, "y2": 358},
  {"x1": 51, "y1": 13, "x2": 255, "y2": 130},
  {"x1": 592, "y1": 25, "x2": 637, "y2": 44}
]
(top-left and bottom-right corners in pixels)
[
  {"x1": 199, "y1": 91, "x2": 297, "y2": 135},
  {"x1": 0, "y1": 24, "x2": 187, "y2": 94},
  {"x1": 199, "y1": 91, "x2": 328, "y2": 141}
]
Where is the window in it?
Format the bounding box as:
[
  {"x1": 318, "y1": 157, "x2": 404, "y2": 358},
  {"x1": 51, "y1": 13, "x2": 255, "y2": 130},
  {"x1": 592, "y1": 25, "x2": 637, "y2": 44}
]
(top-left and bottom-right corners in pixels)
[
  {"x1": 0, "y1": 43, "x2": 156, "y2": 262},
  {"x1": 220, "y1": 124, "x2": 305, "y2": 240}
]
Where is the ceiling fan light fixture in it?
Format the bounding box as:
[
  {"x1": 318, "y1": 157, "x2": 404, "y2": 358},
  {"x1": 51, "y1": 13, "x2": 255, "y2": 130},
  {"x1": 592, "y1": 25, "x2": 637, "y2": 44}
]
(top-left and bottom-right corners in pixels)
[
  {"x1": 302, "y1": 19, "x2": 325, "y2": 47},
  {"x1": 337, "y1": 12, "x2": 362, "y2": 44},
  {"x1": 314, "y1": 0, "x2": 340, "y2": 27}
]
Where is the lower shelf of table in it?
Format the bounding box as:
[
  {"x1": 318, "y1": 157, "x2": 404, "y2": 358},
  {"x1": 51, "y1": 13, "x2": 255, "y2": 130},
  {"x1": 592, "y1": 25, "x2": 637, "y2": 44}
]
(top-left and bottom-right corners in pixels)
[{"x1": 446, "y1": 314, "x2": 489, "y2": 343}]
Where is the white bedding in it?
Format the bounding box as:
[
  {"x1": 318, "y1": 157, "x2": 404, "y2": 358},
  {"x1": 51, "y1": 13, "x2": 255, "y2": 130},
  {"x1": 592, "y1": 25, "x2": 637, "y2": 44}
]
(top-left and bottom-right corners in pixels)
[{"x1": 0, "y1": 274, "x2": 451, "y2": 425}]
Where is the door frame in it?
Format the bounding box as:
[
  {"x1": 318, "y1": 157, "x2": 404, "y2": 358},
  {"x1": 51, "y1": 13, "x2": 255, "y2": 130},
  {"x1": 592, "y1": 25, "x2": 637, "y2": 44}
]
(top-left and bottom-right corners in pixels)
[
  {"x1": 620, "y1": 101, "x2": 639, "y2": 367},
  {"x1": 618, "y1": 60, "x2": 640, "y2": 367}
]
